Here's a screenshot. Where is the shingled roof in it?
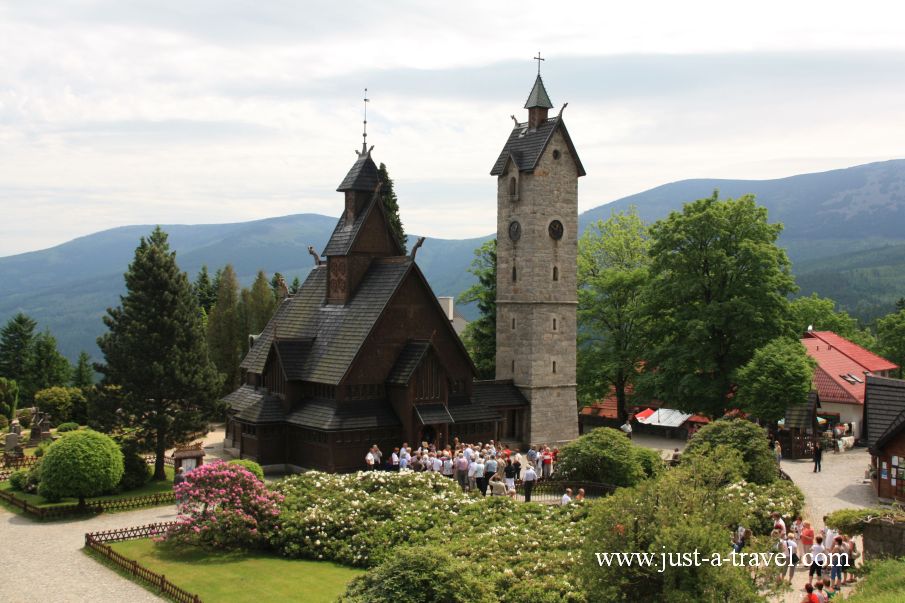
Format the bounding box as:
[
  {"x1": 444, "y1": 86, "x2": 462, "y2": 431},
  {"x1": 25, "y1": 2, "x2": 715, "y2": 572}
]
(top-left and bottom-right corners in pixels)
[
  {"x1": 785, "y1": 391, "x2": 820, "y2": 430},
  {"x1": 240, "y1": 258, "x2": 412, "y2": 384},
  {"x1": 447, "y1": 398, "x2": 501, "y2": 423},
  {"x1": 864, "y1": 375, "x2": 905, "y2": 451},
  {"x1": 337, "y1": 147, "x2": 380, "y2": 192},
  {"x1": 234, "y1": 395, "x2": 285, "y2": 423},
  {"x1": 489, "y1": 116, "x2": 586, "y2": 177},
  {"x1": 286, "y1": 398, "x2": 401, "y2": 431},
  {"x1": 273, "y1": 339, "x2": 314, "y2": 381},
  {"x1": 524, "y1": 74, "x2": 553, "y2": 109},
  {"x1": 386, "y1": 340, "x2": 431, "y2": 386},
  {"x1": 471, "y1": 380, "x2": 529, "y2": 407},
  {"x1": 223, "y1": 385, "x2": 267, "y2": 414}
]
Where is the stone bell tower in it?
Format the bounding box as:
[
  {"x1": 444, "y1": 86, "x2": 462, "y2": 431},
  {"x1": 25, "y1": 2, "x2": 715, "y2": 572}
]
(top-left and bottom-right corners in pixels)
[{"x1": 490, "y1": 64, "x2": 585, "y2": 446}]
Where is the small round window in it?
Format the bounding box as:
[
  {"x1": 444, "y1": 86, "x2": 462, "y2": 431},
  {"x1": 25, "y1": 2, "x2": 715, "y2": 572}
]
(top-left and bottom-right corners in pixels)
[
  {"x1": 548, "y1": 220, "x2": 564, "y2": 240},
  {"x1": 552, "y1": 149, "x2": 561, "y2": 160}
]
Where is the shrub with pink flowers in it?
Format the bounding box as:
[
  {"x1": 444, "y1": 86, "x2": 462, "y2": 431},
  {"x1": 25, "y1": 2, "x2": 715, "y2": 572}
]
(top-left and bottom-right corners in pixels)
[{"x1": 161, "y1": 461, "x2": 283, "y2": 549}]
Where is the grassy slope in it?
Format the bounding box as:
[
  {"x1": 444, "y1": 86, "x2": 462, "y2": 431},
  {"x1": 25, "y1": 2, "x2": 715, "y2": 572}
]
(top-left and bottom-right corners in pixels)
[
  {"x1": 0, "y1": 466, "x2": 174, "y2": 508},
  {"x1": 108, "y1": 539, "x2": 363, "y2": 603},
  {"x1": 845, "y1": 559, "x2": 905, "y2": 603}
]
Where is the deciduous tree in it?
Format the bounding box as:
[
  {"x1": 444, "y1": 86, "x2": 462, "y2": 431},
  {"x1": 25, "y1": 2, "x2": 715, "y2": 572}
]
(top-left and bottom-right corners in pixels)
[
  {"x1": 877, "y1": 309, "x2": 905, "y2": 378},
  {"x1": 577, "y1": 208, "x2": 650, "y2": 421},
  {"x1": 97, "y1": 227, "x2": 221, "y2": 479},
  {"x1": 640, "y1": 193, "x2": 796, "y2": 417},
  {"x1": 735, "y1": 338, "x2": 816, "y2": 424}
]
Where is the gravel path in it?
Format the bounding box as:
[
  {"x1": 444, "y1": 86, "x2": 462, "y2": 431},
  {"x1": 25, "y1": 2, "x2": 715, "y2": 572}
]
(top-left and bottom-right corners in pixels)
[
  {"x1": 0, "y1": 503, "x2": 178, "y2": 602},
  {"x1": 772, "y1": 448, "x2": 877, "y2": 603}
]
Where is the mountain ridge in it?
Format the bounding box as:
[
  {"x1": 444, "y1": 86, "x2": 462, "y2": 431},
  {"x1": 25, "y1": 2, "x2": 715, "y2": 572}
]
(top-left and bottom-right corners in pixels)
[{"x1": 3, "y1": 159, "x2": 905, "y2": 361}]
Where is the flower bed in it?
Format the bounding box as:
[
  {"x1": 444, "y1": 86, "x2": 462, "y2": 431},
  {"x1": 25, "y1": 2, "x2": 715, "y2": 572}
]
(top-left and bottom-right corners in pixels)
[{"x1": 269, "y1": 471, "x2": 590, "y2": 602}]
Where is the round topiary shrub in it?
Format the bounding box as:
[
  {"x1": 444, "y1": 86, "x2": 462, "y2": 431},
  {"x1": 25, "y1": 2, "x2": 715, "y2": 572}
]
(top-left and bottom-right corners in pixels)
[
  {"x1": 228, "y1": 459, "x2": 264, "y2": 481},
  {"x1": 117, "y1": 440, "x2": 151, "y2": 492},
  {"x1": 554, "y1": 427, "x2": 646, "y2": 487},
  {"x1": 340, "y1": 546, "x2": 494, "y2": 603},
  {"x1": 56, "y1": 422, "x2": 79, "y2": 433},
  {"x1": 9, "y1": 469, "x2": 28, "y2": 491},
  {"x1": 38, "y1": 430, "x2": 124, "y2": 505},
  {"x1": 683, "y1": 418, "x2": 777, "y2": 484}
]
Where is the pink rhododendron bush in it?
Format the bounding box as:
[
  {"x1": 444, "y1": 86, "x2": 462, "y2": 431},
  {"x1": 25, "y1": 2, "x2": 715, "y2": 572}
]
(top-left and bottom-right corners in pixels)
[{"x1": 161, "y1": 461, "x2": 283, "y2": 549}]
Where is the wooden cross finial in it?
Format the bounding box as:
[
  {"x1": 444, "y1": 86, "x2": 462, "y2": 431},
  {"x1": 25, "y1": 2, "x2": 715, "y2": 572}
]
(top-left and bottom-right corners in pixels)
[{"x1": 533, "y1": 51, "x2": 544, "y2": 75}]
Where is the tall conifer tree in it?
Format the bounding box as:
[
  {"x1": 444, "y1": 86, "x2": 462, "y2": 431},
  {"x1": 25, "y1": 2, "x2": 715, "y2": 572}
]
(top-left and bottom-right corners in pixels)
[
  {"x1": 0, "y1": 313, "x2": 37, "y2": 387},
  {"x1": 378, "y1": 163, "x2": 407, "y2": 253},
  {"x1": 72, "y1": 351, "x2": 94, "y2": 389},
  {"x1": 27, "y1": 331, "x2": 71, "y2": 398},
  {"x1": 458, "y1": 239, "x2": 496, "y2": 379},
  {"x1": 97, "y1": 227, "x2": 221, "y2": 479},
  {"x1": 207, "y1": 265, "x2": 243, "y2": 392}
]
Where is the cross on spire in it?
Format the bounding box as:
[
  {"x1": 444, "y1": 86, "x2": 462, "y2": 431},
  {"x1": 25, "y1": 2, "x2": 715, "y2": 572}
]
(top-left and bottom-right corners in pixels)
[
  {"x1": 533, "y1": 51, "x2": 544, "y2": 75},
  {"x1": 362, "y1": 88, "x2": 369, "y2": 151}
]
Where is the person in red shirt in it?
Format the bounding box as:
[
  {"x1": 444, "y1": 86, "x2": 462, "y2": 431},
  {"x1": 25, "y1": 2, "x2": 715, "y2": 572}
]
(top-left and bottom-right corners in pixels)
[
  {"x1": 801, "y1": 583, "x2": 819, "y2": 603},
  {"x1": 800, "y1": 521, "x2": 815, "y2": 557},
  {"x1": 541, "y1": 446, "x2": 554, "y2": 479}
]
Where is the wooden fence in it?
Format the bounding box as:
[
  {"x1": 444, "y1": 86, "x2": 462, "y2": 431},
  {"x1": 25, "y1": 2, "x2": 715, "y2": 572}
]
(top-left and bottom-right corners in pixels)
[
  {"x1": 0, "y1": 488, "x2": 174, "y2": 520},
  {"x1": 0, "y1": 455, "x2": 41, "y2": 480},
  {"x1": 85, "y1": 523, "x2": 202, "y2": 603}
]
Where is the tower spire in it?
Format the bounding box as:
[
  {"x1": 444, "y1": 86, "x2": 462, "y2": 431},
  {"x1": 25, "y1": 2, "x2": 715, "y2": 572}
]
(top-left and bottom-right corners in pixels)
[
  {"x1": 362, "y1": 87, "x2": 369, "y2": 154},
  {"x1": 534, "y1": 51, "x2": 544, "y2": 75}
]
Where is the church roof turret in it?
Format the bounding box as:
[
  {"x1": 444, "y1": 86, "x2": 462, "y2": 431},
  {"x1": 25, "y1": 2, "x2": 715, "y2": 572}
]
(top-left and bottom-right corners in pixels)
[
  {"x1": 524, "y1": 74, "x2": 553, "y2": 109},
  {"x1": 337, "y1": 144, "x2": 380, "y2": 192}
]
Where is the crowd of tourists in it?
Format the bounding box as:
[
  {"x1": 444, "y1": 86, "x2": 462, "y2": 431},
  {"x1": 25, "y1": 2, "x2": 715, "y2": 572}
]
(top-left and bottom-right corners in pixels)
[
  {"x1": 733, "y1": 511, "x2": 860, "y2": 601},
  {"x1": 364, "y1": 439, "x2": 566, "y2": 502}
]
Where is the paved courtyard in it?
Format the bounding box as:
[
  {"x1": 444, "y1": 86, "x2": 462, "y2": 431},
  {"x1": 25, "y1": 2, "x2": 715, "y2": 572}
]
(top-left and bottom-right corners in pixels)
[{"x1": 0, "y1": 504, "x2": 174, "y2": 602}]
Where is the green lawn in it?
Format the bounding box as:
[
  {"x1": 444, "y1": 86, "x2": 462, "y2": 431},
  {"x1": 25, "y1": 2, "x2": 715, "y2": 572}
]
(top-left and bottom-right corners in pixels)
[
  {"x1": 107, "y1": 539, "x2": 363, "y2": 603},
  {"x1": 0, "y1": 466, "x2": 175, "y2": 508},
  {"x1": 845, "y1": 559, "x2": 905, "y2": 603}
]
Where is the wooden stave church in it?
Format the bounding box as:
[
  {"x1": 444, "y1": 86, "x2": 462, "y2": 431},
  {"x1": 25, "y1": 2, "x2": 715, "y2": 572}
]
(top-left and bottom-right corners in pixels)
[{"x1": 223, "y1": 143, "x2": 529, "y2": 473}]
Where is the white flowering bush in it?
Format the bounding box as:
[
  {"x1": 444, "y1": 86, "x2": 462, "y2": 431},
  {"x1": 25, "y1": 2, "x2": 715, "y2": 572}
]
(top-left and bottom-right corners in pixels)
[
  {"x1": 723, "y1": 478, "x2": 804, "y2": 534},
  {"x1": 268, "y1": 471, "x2": 592, "y2": 602},
  {"x1": 269, "y1": 471, "x2": 476, "y2": 566}
]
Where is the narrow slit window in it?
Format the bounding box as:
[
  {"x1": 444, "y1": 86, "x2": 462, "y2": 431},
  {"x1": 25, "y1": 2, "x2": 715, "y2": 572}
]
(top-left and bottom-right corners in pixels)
[
  {"x1": 511, "y1": 360, "x2": 515, "y2": 374},
  {"x1": 553, "y1": 318, "x2": 557, "y2": 330},
  {"x1": 511, "y1": 317, "x2": 516, "y2": 329},
  {"x1": 553, "y1": 361, "x2": 557, "y2": 374},
  {"x1": 553, "y1": 266, "x2": 559, "y2": 281},
  {"x1": 512, "y1": 265, "x2": 517, "y2": 282}
]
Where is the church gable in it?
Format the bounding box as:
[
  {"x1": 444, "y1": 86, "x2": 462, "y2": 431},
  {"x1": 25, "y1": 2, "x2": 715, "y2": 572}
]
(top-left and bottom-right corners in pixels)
[{"x1": 343, "y1": 262, "x2": 475, "y2": 389}]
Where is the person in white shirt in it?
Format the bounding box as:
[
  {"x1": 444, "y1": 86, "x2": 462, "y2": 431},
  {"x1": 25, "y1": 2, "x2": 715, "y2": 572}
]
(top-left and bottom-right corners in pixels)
[
  {"x1": 442, "y1": 455, "x2": 454, "y2": 477},
  {"x1": 523, "y1": 464, "x2": 538, "y2": 502},
  {"x1": 431, "y1": 454, "x2": 442, "y2": 473},
  {"x1": 808, "y1": 535, "x2": 827, "y2": 586},
  {"x1": 561, "y1": 488, "x2": 572, "y2": 506},
  {"x1": 781, "y1": 535, "x2": 798, "y2": 582},
  {"x1": 365, "y1": 449, "x2": 375, "y2": 470},
  {"x1": 467, "y1": 456, "x2": 478, "y2": 491},
  {"x1": 771, "y1": 512, "x2": 786, "y2": 537}
]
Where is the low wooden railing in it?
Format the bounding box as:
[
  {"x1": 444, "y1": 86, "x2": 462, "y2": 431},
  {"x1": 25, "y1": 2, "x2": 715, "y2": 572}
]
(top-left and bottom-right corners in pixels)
[
  {"x1": 513, "y1": 479, "x2": 616, "y2": 503},
  {"x1": 0, "y1": 489, "x2": 174, "y2": 520},
  {"x1": 85, "y1": 523, "x2": 202, "y2": 603}
]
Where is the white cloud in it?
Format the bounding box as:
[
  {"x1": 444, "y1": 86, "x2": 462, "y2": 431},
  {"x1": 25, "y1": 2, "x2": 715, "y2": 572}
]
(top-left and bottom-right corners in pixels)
[{"x1": 2, "y1": 1, "x2": 905, "y2": 255}]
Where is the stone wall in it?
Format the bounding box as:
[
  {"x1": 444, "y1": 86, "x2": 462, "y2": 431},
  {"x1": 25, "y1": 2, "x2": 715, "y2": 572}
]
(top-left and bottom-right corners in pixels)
[
  {"x1": 862, "y1": 521, "x2": 905, "y2": 559},
  {"x1": 495, "y1": 125, "x2": 580, "y2": 446}
]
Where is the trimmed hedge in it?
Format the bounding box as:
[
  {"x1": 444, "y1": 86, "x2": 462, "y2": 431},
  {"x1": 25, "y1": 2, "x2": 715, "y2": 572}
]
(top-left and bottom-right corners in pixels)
[
  {"x1": 228, "y1": 459, "x2": 265, "y2": 481},
  {"x1": 825, "y1": 507, "x2": 905, "y2": 536},
  {"x1": 56, "y1": 422, "x2": 79, "y2": 433},
  {"x1": 38, "y1": 430, "x2": 124, "y2": 504}
]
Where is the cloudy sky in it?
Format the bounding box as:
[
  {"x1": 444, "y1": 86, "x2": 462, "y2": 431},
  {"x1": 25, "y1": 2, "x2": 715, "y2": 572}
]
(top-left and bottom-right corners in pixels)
[{"x1": 2, "y1": 1, "x2": 905, "y2": 256}]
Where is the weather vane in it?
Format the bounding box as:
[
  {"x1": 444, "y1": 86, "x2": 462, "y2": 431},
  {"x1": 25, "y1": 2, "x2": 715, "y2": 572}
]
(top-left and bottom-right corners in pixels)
[
  {"x1": 534, "y1": 51, "x2": 544, "y2": 75},
  {"x1": 362, "y1": 87, "x2": 369, "y2": 147}
]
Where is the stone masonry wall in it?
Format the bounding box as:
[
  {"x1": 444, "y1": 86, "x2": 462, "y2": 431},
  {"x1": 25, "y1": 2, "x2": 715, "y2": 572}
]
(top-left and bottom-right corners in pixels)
[{"x1": 495, "y1": 126, "x2": 579, "y2": 445}]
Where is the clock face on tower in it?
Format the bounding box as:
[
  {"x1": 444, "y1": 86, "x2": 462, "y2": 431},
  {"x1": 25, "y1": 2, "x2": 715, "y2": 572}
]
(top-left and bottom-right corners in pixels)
[
  {"x1": 548, "y1": 220, "x2": 564, "y2": 240},
  {"x1": 508, "y1": 220, "x2": 522, "y2": 242}
]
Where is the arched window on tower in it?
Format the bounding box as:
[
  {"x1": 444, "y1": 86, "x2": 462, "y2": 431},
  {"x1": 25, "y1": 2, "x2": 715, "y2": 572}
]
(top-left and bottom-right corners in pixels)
[
  {"x1": 553, "y1": 266, "x2": 559, "y2": 281},
  {"x1": 509, "y1": 177, "x2": 518, "y2": 201}
]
